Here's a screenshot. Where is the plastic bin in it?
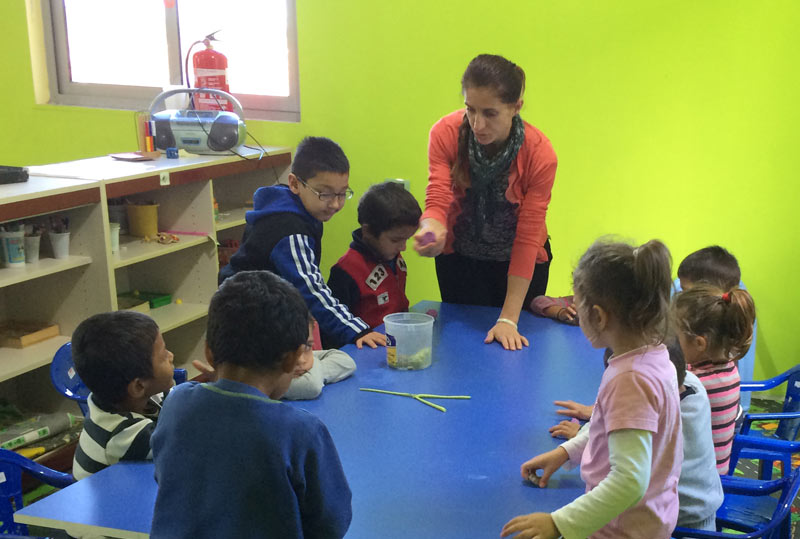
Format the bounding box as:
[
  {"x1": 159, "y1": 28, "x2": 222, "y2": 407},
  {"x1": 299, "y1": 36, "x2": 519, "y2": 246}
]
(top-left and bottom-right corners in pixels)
[{"x1": 383, "y1": 312, "x2": 434, "y2": 370}]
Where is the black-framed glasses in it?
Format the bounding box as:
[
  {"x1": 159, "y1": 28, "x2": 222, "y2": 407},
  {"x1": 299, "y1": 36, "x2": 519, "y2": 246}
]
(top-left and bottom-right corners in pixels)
[{"x1": 296, "y1": 176, "x2": 354, "y2": 202}]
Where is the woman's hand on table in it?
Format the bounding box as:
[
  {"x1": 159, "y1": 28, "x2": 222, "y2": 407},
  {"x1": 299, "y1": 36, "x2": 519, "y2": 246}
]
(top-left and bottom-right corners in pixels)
[
  {"x1": 485, "y1": 321, "x2": 529, "y2": 350},
  {"x1": 413, "y1": 218, "x2": 447, "y2": 257},
  {"x1": 356, "y1": 331, "x2": 387, "y2": 349},
  {"x1": 554, "y1": 400, "x2": 593, "y2": 421}
]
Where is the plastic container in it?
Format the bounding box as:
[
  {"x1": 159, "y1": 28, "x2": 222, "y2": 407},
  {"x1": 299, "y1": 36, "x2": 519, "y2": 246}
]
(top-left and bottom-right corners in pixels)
[
  {"x1": 126, "y1": 204, "x2": 159, "y2": 238},
  {"x1": 48, "y1": 231, "x2": 70, "y2": 259},
  {"x1": 108, "y1": 203, "x2": 128, "y2": 234},
  {"x1": 383, "y1": 312, "x2": 434, "y2": 370},
  {"x1": 24, "y1": 235, "x2": 41, "y2": 263},
  {"x1": 109, "y1": 222, "x2": 120, "y2": 254},
  {"x1": 0, "y1": 230, "x2": 25, "y2": 268}
]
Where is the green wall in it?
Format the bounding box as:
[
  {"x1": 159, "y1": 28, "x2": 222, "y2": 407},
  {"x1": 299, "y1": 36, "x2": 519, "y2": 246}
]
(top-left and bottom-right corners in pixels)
[{"x1": 3, "y1": 1, "x2": 798, "y2": 380}]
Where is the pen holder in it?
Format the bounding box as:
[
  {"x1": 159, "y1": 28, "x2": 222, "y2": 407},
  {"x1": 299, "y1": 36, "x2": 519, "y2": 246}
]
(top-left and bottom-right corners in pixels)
[
  {"x1": 126, "y1": 204, "x2": 159, "y2": 238},
  {"x1": 48, "y1": 232, "x2": 70, "y2": 259},
  {"x1": 24, "y1": 235, "x2": 41, "y2": 263},
  {"x1": 0, "y1": 230, "x2": 25, "y2": 268},
  {"x1": 384, "y1": 313, "x2": 434, "y2": 370}
]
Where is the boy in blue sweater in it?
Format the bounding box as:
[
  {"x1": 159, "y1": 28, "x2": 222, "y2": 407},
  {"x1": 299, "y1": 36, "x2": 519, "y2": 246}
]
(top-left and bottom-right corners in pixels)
[
  {"x1": 151, "y1": 270, "x2": 352, "y2": 538},
  {"x1": 219, "y1": 136, "x2": 385, "y2": 349}
]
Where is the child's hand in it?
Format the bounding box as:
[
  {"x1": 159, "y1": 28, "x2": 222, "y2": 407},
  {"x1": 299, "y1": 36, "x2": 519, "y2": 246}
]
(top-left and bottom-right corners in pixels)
[
  {"x1": 520, "y1": 447, "x2": 568, "y2": 488},
  {"x1": 548, "y1": 419, "x2": 580, "y2": 440},
  {"x1": 356, "y1": 331, "x2": 387, "y2": 349},
  {"x1": 485, "y1": 322, "x2": 529, "y2": 351},
  {"x1": 554, "y1": 400, "x2": 593, "y2": 421},
  {"x1": 191, "y1": 359, "x2": 217, "y2": 382},
  {"x1": 500, "y1": 512, "x2": 559, "y2": 539},
  {"x1": 413, "y1": 218, "x2": 446, "y2": 257}
]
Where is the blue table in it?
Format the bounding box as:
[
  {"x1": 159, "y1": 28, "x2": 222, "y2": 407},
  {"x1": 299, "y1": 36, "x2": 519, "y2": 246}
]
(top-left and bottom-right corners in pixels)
[{"x1": 15, "y1": 302, "x2": 604, "y2": 538}]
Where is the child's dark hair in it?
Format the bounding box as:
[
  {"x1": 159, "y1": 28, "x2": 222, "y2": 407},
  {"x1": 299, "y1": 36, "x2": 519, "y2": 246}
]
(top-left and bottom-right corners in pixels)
[
  {"x1": 358, "y1": 182, "x2": 422, "y2": 237},
  {"x1": 452, "y1": 54, "x2": 526, "y2": 189},
  {"x1": 666, "y1": 336, "x2": 687, "y2": 388},
  {"x1": 673, "y1": 284, "x2": 755, "y2": 363},
  {"x1": 677, "y1": 246, "x2": 741, "y2": 291},
  {"x1": 573, "y1": 238, "x2": 673, "y2": 344},
  {"x1": 71, "y1": 311, "x2": 159, "y2": 407},
  {"x1": 207, "y1": 270, "x2": 312, "y2": 371},
  {"x1": 291, "y1": 136, "x2": 349, "y2": 181}
]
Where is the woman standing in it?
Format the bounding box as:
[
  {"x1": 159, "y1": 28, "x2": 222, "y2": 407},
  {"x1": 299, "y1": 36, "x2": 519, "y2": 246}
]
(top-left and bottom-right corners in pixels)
[{"x1": 415, "y1": 54, "x2": 557, "y2": 351}]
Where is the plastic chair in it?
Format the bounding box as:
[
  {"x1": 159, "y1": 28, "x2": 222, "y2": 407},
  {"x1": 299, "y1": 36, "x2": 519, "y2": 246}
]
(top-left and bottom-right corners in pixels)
[
  {"x1": 50, "y1": 342, "x2": 188, "y2": 417},
  {"x1": 673, "y1": 436, "x2": 800, "y2": 539},
  {"x1": 732, "y1": 364, "x2": 800, "y2": 478},
  {"x1": 0, "y1": 448, "x2": 74, "y2": 535}
]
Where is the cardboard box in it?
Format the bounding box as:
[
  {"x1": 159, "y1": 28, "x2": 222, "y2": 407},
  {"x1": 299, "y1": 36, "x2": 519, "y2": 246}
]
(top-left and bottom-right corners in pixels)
[{"x1": 0, "y1": 322, "x2": 60, "y2": 349}]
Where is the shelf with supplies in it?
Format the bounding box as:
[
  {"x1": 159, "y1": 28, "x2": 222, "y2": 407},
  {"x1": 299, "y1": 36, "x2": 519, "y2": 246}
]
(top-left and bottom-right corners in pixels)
[{"x1": 0, "y1": 146, "x2": 292, "y2": 411}]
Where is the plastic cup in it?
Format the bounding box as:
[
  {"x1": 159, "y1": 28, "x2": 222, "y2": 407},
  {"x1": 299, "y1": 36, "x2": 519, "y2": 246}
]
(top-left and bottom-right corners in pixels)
[
  {"x1": 49, "y1": 231, "x2": 71, "y2": 259},
  {"x1": 24, "y1": 235, "x2": 41, "y2": 263},
  {"x1": 0, "y1": 230, "x2": 26, "y2": 268},
  {"x1": 107, "y1": 204, "x2": 128, "y2": 234},
  {"x1": 383, "y1": 312, "x2": 434, "y2": 370},
  {"x1": 109, "y1": 222, "x2": 120, "y2": 254}
]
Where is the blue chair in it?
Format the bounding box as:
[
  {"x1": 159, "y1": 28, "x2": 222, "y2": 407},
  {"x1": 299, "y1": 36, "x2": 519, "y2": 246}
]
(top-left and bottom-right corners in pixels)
[
  {"x1": 50, "y1": 342, "x2": 187, "y2": 417},
  {"x1": 732, "y1": 364, "x2": 800, "y2": 479},
  {"x1": 0, "y1": 448, "x2": 74, "y2": 536},
  {"x1": 673, "y1": 436, "x2": 800, "y2": 539}
]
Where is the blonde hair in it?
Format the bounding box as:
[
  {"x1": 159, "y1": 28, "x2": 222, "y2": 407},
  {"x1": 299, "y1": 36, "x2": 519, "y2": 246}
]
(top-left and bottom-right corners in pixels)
[{"x1": 573, "y1": 238, "x2": 672, "y2": 344}]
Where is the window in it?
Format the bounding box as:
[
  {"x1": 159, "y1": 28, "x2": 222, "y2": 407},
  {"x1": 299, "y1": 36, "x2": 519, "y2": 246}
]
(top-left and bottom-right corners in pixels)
[{"x1": 33, "y1": 0, "x2": 299, "y2": 121}]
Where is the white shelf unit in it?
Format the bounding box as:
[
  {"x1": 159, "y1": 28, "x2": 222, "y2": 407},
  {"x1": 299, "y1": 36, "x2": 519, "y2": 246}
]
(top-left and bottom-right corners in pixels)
[
  {"x1": 6, "y1": 147, "x2": 293, "y2": 390},
  {"x1": 0, "y1": 177, "x2": 111, "y2": 412}
]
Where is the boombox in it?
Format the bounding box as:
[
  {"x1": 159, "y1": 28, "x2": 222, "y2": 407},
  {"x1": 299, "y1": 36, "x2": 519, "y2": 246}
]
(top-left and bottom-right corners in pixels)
[{"x1": 148, "y1": 88, "x2": 246, "y2": 155}]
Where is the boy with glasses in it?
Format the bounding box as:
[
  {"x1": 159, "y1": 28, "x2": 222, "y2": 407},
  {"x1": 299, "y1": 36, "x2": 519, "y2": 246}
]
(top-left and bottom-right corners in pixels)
[{"x1": 219, "y1": 136, "x2": 385, "y2": 349}]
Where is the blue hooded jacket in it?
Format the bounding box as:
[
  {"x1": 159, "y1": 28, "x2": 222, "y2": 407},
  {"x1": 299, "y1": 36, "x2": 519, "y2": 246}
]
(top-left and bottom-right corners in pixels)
[{"x1": 219, "y1": 184, "x2": 370, "y2": 347}]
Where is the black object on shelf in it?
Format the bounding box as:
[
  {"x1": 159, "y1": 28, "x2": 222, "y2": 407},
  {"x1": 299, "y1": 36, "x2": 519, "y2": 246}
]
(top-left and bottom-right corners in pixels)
[{"x1": 0, "y1": 166, "x2": 29, "y2": 185}]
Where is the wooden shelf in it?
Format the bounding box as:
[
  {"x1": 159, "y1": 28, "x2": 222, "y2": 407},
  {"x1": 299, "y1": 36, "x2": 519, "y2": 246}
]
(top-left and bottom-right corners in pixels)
[
  {"x1": 113, "y1": 234, "x2": 213, "y2": 268},
  {"x1": 0, "y1": 335, "x2": 70, "y2": 383},
  {"x1": 148, "y1": 302, "x2": 209, "y2": 333},
  {"x1": 0, "y1": 256, "x2": 92, "y2": 288},
  {"x1": 215, "y1": 207, "x2": 248, "y2": 231}
]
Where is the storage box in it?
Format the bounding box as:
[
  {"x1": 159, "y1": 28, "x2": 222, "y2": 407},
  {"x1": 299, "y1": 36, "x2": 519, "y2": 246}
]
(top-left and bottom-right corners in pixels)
[
  {"x1": 116, "y1": 294, "x2": 151, "y2": 313},
  {"x1": 0, "y1": 322, "x2": 60, "y2": 349},
  {"x1": 118, "y1": 291, "x2": 171, "y2": 310}
]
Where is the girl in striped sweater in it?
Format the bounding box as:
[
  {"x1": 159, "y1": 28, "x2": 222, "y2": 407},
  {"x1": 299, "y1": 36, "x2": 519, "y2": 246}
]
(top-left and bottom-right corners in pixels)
[{"x1": 673, "y1": 285, "x2": 756, "y2": 474}]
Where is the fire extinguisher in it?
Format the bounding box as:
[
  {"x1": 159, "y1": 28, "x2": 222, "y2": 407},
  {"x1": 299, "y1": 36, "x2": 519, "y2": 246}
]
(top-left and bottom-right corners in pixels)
[{"x1": 189, "y1": 31, "x2": 233, "y2": 112}]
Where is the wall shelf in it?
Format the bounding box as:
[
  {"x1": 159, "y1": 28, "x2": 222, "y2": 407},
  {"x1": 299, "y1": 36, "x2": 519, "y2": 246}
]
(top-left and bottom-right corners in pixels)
[{"x1": 0, "y1": 147, "x2": 291, "y2": 409}]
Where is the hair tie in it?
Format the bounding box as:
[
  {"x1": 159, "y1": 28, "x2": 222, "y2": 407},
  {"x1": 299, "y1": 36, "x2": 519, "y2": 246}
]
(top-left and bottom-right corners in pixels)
[
  {"x1": 721, "y1": 292, "x2": 731, "y2": 303},
  {"x1": 632, "y1": 247, "x2": 640, "y2": 258}
]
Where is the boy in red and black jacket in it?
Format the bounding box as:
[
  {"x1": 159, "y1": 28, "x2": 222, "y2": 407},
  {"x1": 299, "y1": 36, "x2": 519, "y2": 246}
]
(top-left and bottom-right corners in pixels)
[{"x1": 328, "y1": 182, "x2": 422, "y2": 328}]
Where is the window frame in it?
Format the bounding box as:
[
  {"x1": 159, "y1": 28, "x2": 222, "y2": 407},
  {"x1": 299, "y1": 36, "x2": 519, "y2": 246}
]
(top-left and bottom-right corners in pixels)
[{"x1": 36, "y1": 0, "x2": 300, "y2": 121}]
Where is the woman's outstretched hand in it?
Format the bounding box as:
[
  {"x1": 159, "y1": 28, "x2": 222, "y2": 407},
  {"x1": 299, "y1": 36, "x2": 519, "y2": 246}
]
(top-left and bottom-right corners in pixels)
[{"x1": 413, "y1": 218, "x2": 447, "y2": 257}]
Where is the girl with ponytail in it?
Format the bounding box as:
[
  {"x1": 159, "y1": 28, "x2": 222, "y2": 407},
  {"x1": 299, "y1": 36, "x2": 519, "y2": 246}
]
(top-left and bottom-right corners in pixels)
[
  {"x1": 414, "y1": 54, "x2": 558, "y2": 351},
  {"x1": 673, "y1": 284, "x2": 755, "y2": 474},
  {"x1": 503, "y1": 238, "x2": 682, "y2": 539}
]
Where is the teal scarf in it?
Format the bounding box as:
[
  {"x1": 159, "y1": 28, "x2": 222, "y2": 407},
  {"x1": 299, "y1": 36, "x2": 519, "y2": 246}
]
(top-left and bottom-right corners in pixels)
[{"x1": 467, "y1": 115, "x2": 525, "y2": 233}]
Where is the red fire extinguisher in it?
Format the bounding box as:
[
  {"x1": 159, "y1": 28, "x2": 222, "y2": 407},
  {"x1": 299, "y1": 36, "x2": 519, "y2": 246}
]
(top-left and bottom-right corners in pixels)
[{"x1": 191, "y1": 33, "x2": 233, "y2": 112}]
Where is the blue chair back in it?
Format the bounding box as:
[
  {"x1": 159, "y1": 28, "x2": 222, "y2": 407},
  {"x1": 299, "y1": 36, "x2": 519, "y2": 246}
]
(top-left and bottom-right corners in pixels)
[
  {"x1": 49, "y1": 342, "x2": 90, "y2": 416},
  {"x1": 775, "y1": 367, "x2": 800, "y2": 440},
  {"x1": 0, "y1": 448, "x2": 74, "y2": 535},
  {"x1": 50, "y1": 342, "x2": 188, "y2": 417}
]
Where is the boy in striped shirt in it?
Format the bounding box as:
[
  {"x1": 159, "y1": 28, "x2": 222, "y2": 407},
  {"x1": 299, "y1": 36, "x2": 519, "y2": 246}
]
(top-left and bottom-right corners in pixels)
[{"x1": 71, "y1": 311, "x2": 175, "y2": 480}]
